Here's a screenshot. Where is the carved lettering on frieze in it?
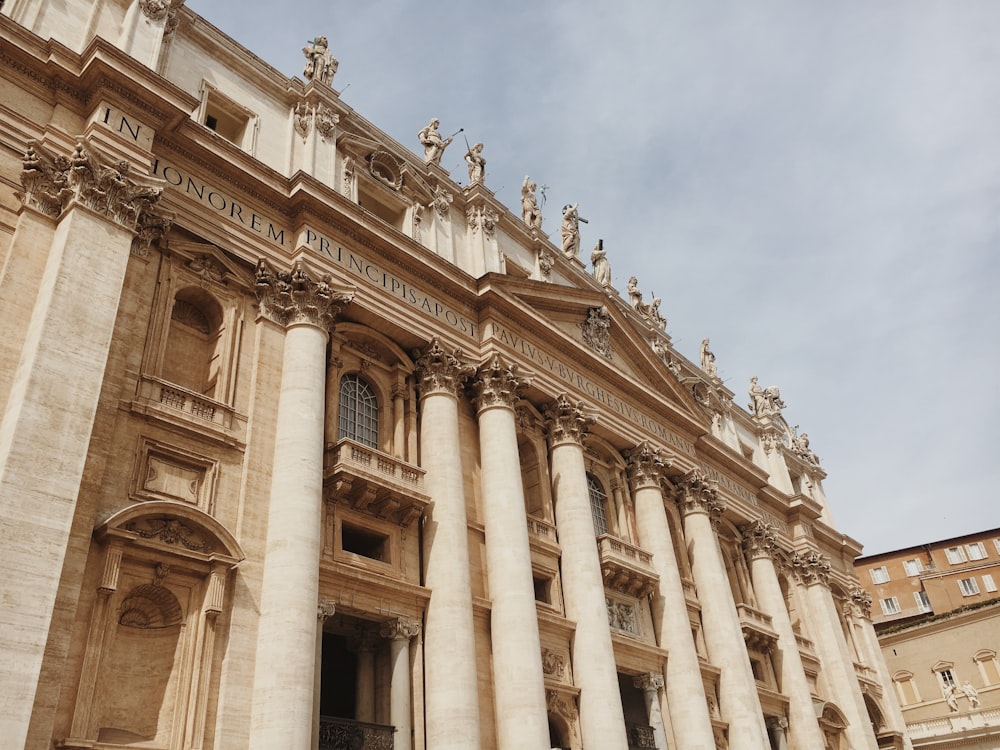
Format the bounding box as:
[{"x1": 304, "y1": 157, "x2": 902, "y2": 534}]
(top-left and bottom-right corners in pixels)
[
  {"x1": 413, "y1": 337, "x2": 475, "y2": 398},
  {"x1": 254, "y1": 259, "x2": 353, "y2": 331},
  {"x1": 626, "y1": 440, "x2": 670, "y2": 491},
  {"x1": 543, "y1": 393, "x2": 594, "y2": 448},
  {"x1": 472, "y1": 353, "x2": 529, "y2": 412}
]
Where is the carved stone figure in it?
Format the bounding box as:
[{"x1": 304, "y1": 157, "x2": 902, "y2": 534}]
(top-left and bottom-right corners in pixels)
[
  {"x1": 700, "y1": 338, "x2": 718, "y2": 378},
  {"x1": 521, "y1": 175, "x2": 542, "y2": 229},
  {"x1": 302, "y1": 36, "x2": 338, "y2": 85},
  {"x1": 418, "y1": 118, "x2": 452, "y2": 165},
  {"x1": 962, "y1": 681, "x2": 980, "y2": 708},
  {"x1": 944, "y1": 684, "x2": 959, "y2": 712},
  {"x1": 560, "y1": 203, "x2": 586, "y2": 257},
  {"x1": 791, "y1": 429, "x2": 820, "y2": 467},
  {"x1": 627, "y1": 276, "x2": 642, "y2": 308},
  {"x1": 582, "y1": 306, "x2": 611, "y2": 359},
  {"x1": 464, "y1": 142, "x2": 485, "y2": 185},
  {"x1": 749, "y1": 376, "x2": 785, "y2": 418},
  {"x1": 591, "y1": 241, "x2": 611, "y2": 288}
]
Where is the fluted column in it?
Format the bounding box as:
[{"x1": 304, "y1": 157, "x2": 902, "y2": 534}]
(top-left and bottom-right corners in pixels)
[
  {"x1": 249, "y1": 261, "x2": 352, "y2": 750},
  {"x1": 473, "y1": 354, "x2": 550, "y2": 749},
  {"x1": 627, "y1": 444, "x2": 716, "y2": 748},
  {"x1": 674, "y1": 471, "x2": 770, "y2": 750},
  {"x1": 0, "y1": 142, "x2": 165, "y2": 748},
  {"x1": 380, "y1": 618, "x2": 421, "y2": 750},
  {"x1": 792, "y1": 551, "x2": 878, "y2": 750},
  {"x1": 742, "y1": 522, "x2": 826, "y2": 749},
  {"x1": 415, "y1": 338, "x2": 481, "y2": 750},
  {"x1": 544, "y1": 394, "x2": 629, "y2": 750},
  {"x1": 634, "y1": 674, "x2": 669, "y2": 750}
]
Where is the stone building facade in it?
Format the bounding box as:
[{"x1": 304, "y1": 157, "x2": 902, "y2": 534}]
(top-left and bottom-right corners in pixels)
[
  {"x1": 856, "y1": 532, "x2": 1000, "y2": 748},
  {"x1": 0, "y1": 2, "x2": 910, "y2": 749}
]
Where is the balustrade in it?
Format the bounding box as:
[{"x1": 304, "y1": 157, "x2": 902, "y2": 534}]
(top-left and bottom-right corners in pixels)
[{"x1": 318, "y1": 716, "x2": 394, "y2": 750}]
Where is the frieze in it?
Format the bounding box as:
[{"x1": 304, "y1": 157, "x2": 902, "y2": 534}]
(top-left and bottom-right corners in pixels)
[
  {"x1": 487, "y1": 322, "x2": 695, "y2": 455},
  {"x1": 697, "y1": 463, "x2": 758, "y2": 507},
  {"x1": 123, "y1": 517, "x2": 212, "y2": 552}
]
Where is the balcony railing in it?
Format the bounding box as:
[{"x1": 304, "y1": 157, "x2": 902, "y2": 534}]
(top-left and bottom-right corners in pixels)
[
  {"x1": 133, "y1": 375, "x2": 245, "y2": 438},
  {"x1": 324, "y1": 438, "x2": 429, "y2": 528},
  {"x1": 597, "y1": 534, "x2": 658, "y2": 597},
  {"x1": 318, "y1": 716, "x2": 394, "y2": 750},
  {"x1": 736, "y1": 603, "x2": 779, "y2": 654},
  {"x1": 627, "y1": 722, "x2": 657, "y2": 749},
  {"x1": 527, "y1": 515, "x2": 558, "y2": 544}
]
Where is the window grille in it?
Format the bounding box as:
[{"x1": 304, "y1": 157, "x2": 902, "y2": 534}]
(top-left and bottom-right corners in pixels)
[
  {"x1": 586, "y1": 474, "x2": 609, "y2": 536},
  {"x1": 338, "y1": 374, "x2": 379, "y2": 448}
]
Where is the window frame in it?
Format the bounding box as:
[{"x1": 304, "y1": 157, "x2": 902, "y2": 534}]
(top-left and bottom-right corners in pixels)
[
  {"x1": 879, "y1": 596, "x2": 901, "y2": 615},
  {"x1": 903, "y1": 559, "x2": 922, "y2": 577},
  {"x1": 338, "y1": 373, "x2": 380, "y2": 449},
  {"x1": 914, "y1": 590, "x2": 931, "y2": 613},
  {"x1": 945, "y1": 546, "x2": 968, "y2": 564},
  {"x1": 869, "y1": 566, "x2": 890, "y2": 584},
  {"x1": 983, "y1": 574, "x2": 997, "y2": 593},
  {"x1": 958, "y1": 577, "x2": 980, "y2": 597},
  {"x1": 966, "y1": 542, "x2": 988, "y2": 561},
  {"x1": 586, "y1": 473, "x2": 610, "y2": 537}
]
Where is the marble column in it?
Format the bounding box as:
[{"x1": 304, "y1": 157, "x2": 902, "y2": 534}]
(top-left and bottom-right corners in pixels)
[
  {"x1": 846, "y1": 588, "x2": 915, "y2": 750},
  {"x1": 473, "y1": 354, "x2": 550, "y2": 750},
  {"x1": 415, "y1": 338, "x2": 481, "y2": 750},
  {"x1": 674, "y1": 470, "x2": 770, "y2": 750},
  {"x1": 0, "y1": 143, "x2": 165, "y2": 748},
  {"x1": 792, "y1": 551, "x2": 878, "y2": 750},
  {"x1": 380, "y1": 618, "x2": 421, "y2": 750},
  {"x1": 627, "y1": 444, "x2": 717, "y2": 749},
  {"x1": 742, "y1": 522, "x2": 826, "y2": 749},
  {"x1": 354, "y1": 630, "x2": 377, "y2": 723},
  {"x1": 633, "y1": 673, "x2": 669, "y2": 750},
  {"x1": 544, "y1": 394, "x2": 629, "y2": 750},
  {"x1": 249, "y1": 261, "x2": 352, "y2": 750}
]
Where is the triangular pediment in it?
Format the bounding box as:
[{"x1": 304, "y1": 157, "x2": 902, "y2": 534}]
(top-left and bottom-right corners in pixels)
[{"x1": 479, "y1": 273, "x2": 717, "y2": 430}]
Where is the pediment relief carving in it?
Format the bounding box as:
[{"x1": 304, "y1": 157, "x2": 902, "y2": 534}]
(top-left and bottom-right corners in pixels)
[
  {"x1": 169, "y1": 240, "x2": 253, "y2": 291},
  {"x1": 337, "y1": 133, "x2": 434, "y2": 203}
]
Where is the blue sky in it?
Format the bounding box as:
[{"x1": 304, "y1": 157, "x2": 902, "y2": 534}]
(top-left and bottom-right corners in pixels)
[{"x1": 187, "y1": 1, "x2": 1000, "y2": 554}]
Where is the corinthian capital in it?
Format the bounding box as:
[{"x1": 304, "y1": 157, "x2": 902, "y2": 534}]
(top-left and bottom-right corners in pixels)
[
  {"x1": 472, "y1": 353, "x2": 529, "y2": 412},
  {"x1": 380, "y1": 617, "x2": 421, "y2": 641},
  {"x1": 543, "y1": 393, "x2": 594, "y2": 447},
  {"x1": 789, "y1": 549, "x2": 832, "y2": 587},
  {"x1": 673, "y1": 469, "x2": 725, "y2": 520},
  {"x1": 848, "y1": 587, "x2": 873, "y2": 619},
  {"x1": 742, "y1": 520, "x2": 778, "y2": 560},
  {"x1": 633, "y1": 673, "x2": 664, "y2": 691},
  {"x1": 254, "y1": 259, "x2": 353, "y2": 331},
  {"x1": 413, "y1": 337, "x2": 475, "y2": 397},
  {"x1": 625, "y1": 441, "x2": 670, "y2": 490}
]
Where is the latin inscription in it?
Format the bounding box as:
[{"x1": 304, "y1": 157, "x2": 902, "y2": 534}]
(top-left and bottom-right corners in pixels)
[
  {"x1": 305, "y1": 230, "x2": 478, "y2": 338},
  {"x1": 699, "y1": 463, "x2": 758, "y2": 506},
  {"x1": 488, "y1": 322, "x2": 694, "y2": 454},
  {"x1": 93, "y1": 103, "x2": 154, "y2": 150},
  {"x1": 150, "y1": 159, "x2": 287, "y2": 247}
]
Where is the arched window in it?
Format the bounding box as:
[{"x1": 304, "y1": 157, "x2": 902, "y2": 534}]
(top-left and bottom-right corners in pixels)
[
  {"x1": 338, "y1": 374, "x2": 379, "y2": 448},
  {"x1": 586, "y1": 474, "x2": 609, "y2": 536},
  {"x1": 162, "y1": 287, "x2": 223, "y2": 397}
]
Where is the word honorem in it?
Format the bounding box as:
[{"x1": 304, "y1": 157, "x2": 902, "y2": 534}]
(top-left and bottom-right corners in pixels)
[
  {"x1": 489, "y1": 322, "x2": 695, "y2": 455},
  {"x1": 305, "y1": 230, "x2": 478, "y2": 339}
]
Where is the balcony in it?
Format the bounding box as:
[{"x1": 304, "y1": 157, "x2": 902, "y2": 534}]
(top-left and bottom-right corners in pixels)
[
  {"x1": 324, "y1": 439, "x2": 429, "y2": 528},
  {"x1": 736, "y1": 603, "x2": 779, "y2": 654},
  {"x1": 318, "y1": 716, "x2": 394, "y2": 750},
  {"x1": 129, "y1": 375, "x2": 246, "y2": 444},
  {"x1": 598, "y1": 535, "x2": 658, "y2": 597}
]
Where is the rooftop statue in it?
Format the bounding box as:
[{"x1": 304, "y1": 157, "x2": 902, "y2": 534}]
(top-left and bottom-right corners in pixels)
[
  {"x1": 700, "y1": 338, "x2": 718, "y2": 378},
  {"x1": 627, "y1": 276, "x2": 642, "y2": 308},
  {"x1": 748, "y1": 376, "x2": 785, "y2": 418},
  {"x1": 790, "y1": 428, "x2": 821, "y2": 467},
  {"x1": 591, "y1": 240, "x2": 611, "y2": 288},
  {"x1": 465, "y1": 142, "x2": 486, "y2": 185},
  {"x1": 521, "y1": 176, "x2": 543, "y2": 229},
  {"x1": 628, "y1": 276, "x2": 666, "y2": 330},
  {"x1": 561, "y1": 203, "x2": 587, "y2": 257},
  {"x1": 303, "y1": 36, "x2": 338, "y2": 86},
  {"x1": 418, "y1": 119, "x2": 453, "y2": 166}
]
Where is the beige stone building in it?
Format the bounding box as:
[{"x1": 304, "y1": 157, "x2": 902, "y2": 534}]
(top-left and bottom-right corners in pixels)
[
  {"x1": 0, "y1": 2, "x2": 911, "y2": 749},
  {"x1": 856, "y1": 532, "x2": 1000, "y2": 748}
]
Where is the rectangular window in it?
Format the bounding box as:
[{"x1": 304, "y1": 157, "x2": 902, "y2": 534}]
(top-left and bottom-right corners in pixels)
[
  {"x1": 945, "y1": 546, "x2": 967, "y2": 564},
  {"x1": 983, "y1": 574, "x2": 997, "y2": 593},
  {"x1": 958, "y1": 578, "x2": 980, "y2": 596},
  {"x1": 938, "y1": 669, "x2": 956, "y2": 688},
  {"x1": 869, "y1": 566, "x2": 890, "y2": 584},
  {"x1": 994, "y1": 539, "x2": 1000, "y2": 556},
  {"x1": 966, "y1": 542, "x2": 988, "y2": 560},
  {"x1": 880, "y1": 597, "x2": 901, "y2": 615},
  {"x1": 903, "y1": 559, "x2": 922, "y2": 577},
  {"x1": 914, "y1": 591, "x2": 931, "y2": 613}
]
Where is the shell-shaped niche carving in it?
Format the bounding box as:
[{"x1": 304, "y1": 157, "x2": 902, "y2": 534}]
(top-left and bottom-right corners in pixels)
[
  {"x1": 118, "y1": 583, "x2": 183, "y2": 629},
  {"x1": 368, "y1": 150, "x2": 403, "y2": 190}
]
